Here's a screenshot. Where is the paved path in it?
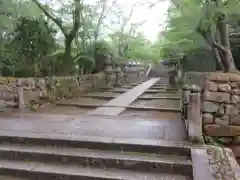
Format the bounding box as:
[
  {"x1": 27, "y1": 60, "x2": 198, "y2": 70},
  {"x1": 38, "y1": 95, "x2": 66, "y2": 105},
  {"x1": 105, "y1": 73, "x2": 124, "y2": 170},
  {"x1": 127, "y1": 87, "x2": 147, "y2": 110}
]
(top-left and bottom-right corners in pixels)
[
  {"x1": 0, "y1": 113, "x2": 186, "y2": 141},
  {"x1": 89, "y1": 78, "x2": 159, "y2": 116}
]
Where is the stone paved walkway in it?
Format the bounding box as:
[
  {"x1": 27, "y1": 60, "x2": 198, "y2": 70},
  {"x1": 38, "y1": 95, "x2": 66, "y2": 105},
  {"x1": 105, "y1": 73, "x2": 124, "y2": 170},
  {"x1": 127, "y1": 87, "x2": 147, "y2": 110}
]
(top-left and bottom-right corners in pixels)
[
  {"x1": 0, "y1": 77, "x2": 186, "y2": 142},
  {"x1": 89, "y1": 78, "x2": 160, "y2": 116}
]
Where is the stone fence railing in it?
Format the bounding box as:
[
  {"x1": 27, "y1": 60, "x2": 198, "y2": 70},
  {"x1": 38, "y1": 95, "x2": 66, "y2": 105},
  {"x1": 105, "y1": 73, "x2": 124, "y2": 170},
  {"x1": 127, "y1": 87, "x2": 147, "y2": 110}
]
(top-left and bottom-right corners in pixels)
[
  {"x1": 0, "y1": 67, "x2": 147, "y2": 110},
  {"x1": 0, "y1": 73, "x2": 107, "y2": 110}
]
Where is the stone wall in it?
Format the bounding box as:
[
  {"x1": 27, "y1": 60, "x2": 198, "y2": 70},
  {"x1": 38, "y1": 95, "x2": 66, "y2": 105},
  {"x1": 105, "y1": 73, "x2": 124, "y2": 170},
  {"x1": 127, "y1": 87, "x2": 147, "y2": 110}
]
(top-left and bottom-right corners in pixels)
[
  {"x1": 0, "y1": 73, "x2": 107, "y2": 109},
  {"x1": 0, "y1": 67, "x2": 147, "y2": 110},
  {"x1": 201, "y1": 72, "x2": 240, "y2": 161}
]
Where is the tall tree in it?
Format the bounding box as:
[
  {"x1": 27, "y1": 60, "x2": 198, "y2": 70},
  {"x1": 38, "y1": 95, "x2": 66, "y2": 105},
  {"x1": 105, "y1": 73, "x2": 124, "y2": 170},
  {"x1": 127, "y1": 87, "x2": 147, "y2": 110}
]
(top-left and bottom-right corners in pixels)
[
  {"x1": 32, "y1": 0, "x2": 82, "y2": 73},
  {"x1": 160, "y1": 0, "x2": 240, "y2": 72}
]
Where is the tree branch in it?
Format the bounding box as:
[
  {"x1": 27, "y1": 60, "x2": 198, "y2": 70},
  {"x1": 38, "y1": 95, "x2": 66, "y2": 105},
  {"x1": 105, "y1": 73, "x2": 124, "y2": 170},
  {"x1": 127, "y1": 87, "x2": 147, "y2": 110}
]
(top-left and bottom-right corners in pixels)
[
  {"x1": 32, "y1": 0, "x2": 67, "y2": 36},
  {"x1": 94, "y1": 0, "x2": 117, "y2": 39},
  {"x1": 68, "y1": 0, "x2": 81, "y2": 42},
  {"x1": 212, "y1": 42, "x2": 227, "y2": 52}
]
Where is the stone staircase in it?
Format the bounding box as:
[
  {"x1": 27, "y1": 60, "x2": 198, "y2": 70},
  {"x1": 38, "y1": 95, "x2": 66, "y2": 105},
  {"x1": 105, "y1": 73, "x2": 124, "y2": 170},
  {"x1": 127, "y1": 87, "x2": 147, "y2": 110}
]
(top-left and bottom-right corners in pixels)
[{"x1": 0, "y1": 134, "x2": 193, "y2": 180}]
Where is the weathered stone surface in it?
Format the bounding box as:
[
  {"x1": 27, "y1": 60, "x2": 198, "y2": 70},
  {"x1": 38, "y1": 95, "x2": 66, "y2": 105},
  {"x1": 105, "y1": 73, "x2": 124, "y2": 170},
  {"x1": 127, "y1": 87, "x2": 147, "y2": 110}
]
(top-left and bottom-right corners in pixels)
[
  {"x1": 230, "y1": 115, "x2": 240, "y2": 125},
  {"x1": 231, "y1": 95, "x2": 240, "y2": 104},
  {"x1": 215, "y1": 116, "x2": 229, "y2": 125},
  {"x1": 204, "y1": 124, "x2": 240, "y2": 136},
  {"x1": 224, "y1": 148, "x2": 240, "y2": 179},
  {"x1": 205, "y1": 72, "x2": 230, "y2": 82},
  {"x1": 0, "y1": 73, "x2": 109, "y2": 109},
  {"x1": 225, "y1": 105, "x2": 238, "y2": 116},
  {"x1": 205, "y1": 80, "x2": 218, "y2": 91},
  {"x1": 206, "y1": 72, "x2": 240, "y2": 82},
  {"x1": 217, "y1": 103, "x2": 225, "y2": 116},
  {"x1": 230, "y1": 74, "x2": 240, "y2": 82},
  {"x1": 231, "y1": 82, "x2": 240, "y2": 89},
  {"x1": 202, "y1": 113, "x2": 213, "y2": 124},
  {"x1": 202, "y1": 101, "x2": 219, "y2": 113},
  {"x1": 203, "y1": 91, "x2": 230, "y2": 103},
  {"x1": 218, "y1": 83, "x2": 231, "y2": 92},
  {"x1": 233, "y1": 136, "x2": 240, "y2": 144},
  {"x1": 232, "y1": 88, "x2": 240, "y2": 95},
  {"x1": 191, "y1": 148, "x2": 215, "y2": 180},
  {"x1": 229, "y1": 145, "x2": 240, "y2": 158}
]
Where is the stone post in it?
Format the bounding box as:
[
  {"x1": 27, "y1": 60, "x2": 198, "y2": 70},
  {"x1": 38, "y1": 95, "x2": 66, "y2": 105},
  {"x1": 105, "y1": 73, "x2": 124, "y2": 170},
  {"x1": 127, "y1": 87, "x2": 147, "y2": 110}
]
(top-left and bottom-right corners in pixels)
[
  {"x1": 187, "y1": 85, "x2": 204, "y2": 143},
  {"x1": 168, "y1": 69, "x2": 177, "y2": 89},
  {"x1": 45, "y1": 77, "x2": 54, "y2": 101},
  {"x1": 115, "y1": 63, "x2": 122, "y2": 86},
  {"x1": 104, "y1": 56, "x2": 114, "y2": 88},
  {"x1": 16, "y1": 79, "x2": 24, "y2": 110},
  {"x1": 182, "y1": 85, "x2": 191, "y2": 123},
  {"x1": 122, "y1": 64, "x2": 129, "y2": 84},
  {"x1": 136, "y1": 70, "x2": 140, "y2": 81}
]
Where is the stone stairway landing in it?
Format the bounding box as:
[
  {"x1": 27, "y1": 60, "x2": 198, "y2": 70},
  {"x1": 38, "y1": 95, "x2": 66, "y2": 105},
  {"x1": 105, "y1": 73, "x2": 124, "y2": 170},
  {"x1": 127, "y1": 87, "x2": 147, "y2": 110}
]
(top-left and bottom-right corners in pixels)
[{"x1": 0, "y1": 132, "x2": 192, "y2": 180}]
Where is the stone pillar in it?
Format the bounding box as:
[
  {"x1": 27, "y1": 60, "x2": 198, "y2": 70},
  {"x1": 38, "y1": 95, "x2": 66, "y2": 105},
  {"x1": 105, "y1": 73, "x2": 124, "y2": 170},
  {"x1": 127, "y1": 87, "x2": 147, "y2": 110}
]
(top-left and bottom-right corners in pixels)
[
  {"x1": 115, "y1": 63, "x2": 123, "y2": 86},
  {"x1": 136, "y1": 70, "x2": 140, "y2": 81},
  {"x1": 182, "y1": 85, "x2": 191, "y2": 123},
  {"x1": 16, "y1": 79, "x2": 24, "y2": 110},
  {"x1": 122, "y1": 64, "x2": 129, "y2": 84},
  {"x1": 104, "y1": 56, "x2": 114, "y2": 88},
  {"x1": 168, "y1": 69, "x2": 177, "y2": 88},
  {"x1": 187, "y1": 85, "x2": 203, "y2": 143},
  {"x1": 45, "y1": 77, "x2": 55, "y2": 101}
]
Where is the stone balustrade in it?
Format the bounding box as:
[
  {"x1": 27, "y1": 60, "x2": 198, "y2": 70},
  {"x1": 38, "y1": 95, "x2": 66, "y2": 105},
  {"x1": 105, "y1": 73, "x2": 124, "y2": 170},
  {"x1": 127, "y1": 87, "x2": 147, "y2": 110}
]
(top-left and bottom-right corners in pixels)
[
  {"x1": 0, "y1": 73, "x2": 107, "y2": 110},
  {"x1": 0, "y1": 64, "x2": 147, "y2": 110}
]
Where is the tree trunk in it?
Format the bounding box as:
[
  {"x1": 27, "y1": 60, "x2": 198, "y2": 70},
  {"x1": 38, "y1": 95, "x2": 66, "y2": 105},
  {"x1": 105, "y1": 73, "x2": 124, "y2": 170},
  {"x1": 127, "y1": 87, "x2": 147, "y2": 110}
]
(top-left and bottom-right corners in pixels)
[
  {"x1": 213, "y1": 47, "x2": 225, "y2": 71},
  {"x1": 62, "y1": 38, "x2": 74, "y2": 74},
  {"x1": 217, "y1": 13, "x2": 238, "y2": 72},
  {"x1": 224, "y1": 50, "x2": 237, "y2": 72}
]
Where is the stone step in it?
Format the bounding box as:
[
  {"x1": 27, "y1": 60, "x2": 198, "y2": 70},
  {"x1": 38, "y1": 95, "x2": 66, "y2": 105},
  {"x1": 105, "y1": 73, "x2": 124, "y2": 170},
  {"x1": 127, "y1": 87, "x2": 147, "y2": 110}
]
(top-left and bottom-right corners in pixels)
[
  {"x1": 80, "y1": 94, "x2": 180, "y2": 100},
  {"x1": 0, "y1": 144, "x2": 192, "y2": 175},
  {"x1": 0, "y1": 133, "x2": 191, "y2": 156},
  {"x1": 106, "y1": 89, "x2": 178, "y2": 94},
  {"x1": 0, "y1": 160, "x2": 192, "y2": 180},
  {"x1": 130, "y1": 83, "x2": 166, "y2": 86},
  {"x1": 56, "y1": 103, "x2": 181, "y2": 112},
  {"x1": 120, "y1": 86, "x2": 177, "y2": 91}
]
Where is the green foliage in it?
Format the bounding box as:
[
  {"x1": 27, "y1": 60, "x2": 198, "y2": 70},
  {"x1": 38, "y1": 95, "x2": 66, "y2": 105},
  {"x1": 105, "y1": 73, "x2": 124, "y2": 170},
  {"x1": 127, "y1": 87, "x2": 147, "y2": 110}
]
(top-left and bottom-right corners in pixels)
[
  {"x1": 159, "y1": 0, "x2": 240, "y2": 59},
  {"x1": 13, "y1": 17, "x2": 56, "y2": 58},
  {"x1": 109, "y1": 31, "x2": 160, "y2": 61},
  {"x1": 2, "y1": 17, "x2": 56, "y2": 76},
  {"x1": 87, "y1": 40, "x2": 116, "y2": 56},
  {"x1": 1, "y1": 0, "x2": 166, "y2": 77}
]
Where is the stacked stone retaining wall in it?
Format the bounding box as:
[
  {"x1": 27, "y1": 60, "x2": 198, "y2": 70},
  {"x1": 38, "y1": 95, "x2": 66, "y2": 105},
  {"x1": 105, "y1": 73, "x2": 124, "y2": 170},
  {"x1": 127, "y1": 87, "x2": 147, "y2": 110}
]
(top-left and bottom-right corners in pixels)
[
  {"x1": 0, "y1": 73, "x2": 106, "y2": 109},
  {"x1": 183, "y1": 72, "x2": 240, "y2": 162}
]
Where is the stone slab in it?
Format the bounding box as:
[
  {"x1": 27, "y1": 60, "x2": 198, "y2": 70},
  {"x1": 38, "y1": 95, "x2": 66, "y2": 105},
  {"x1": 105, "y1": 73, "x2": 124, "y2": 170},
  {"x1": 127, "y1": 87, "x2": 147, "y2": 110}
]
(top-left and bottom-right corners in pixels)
[
  {"x1": 191, "y1": 148, "x2": 214, "y2": 180},
  {"x1": 0, "y1": 160, "x2": 191, "y2": 180},
  {"x1": 80, "y1": 94, "x2": 180, "y2": 100},
  {"x1": 204, "y1": 124, "x2": 240, "y2": 136},
  {"x1": 57, "y1": 103, "x2": 181, "y2": 112},
  {"x1": 89, "y1": 78, "x2": 159, "y2": 116},
  {"x1": 107, "y1": 89, "x2": 178, "y2": 93}
]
